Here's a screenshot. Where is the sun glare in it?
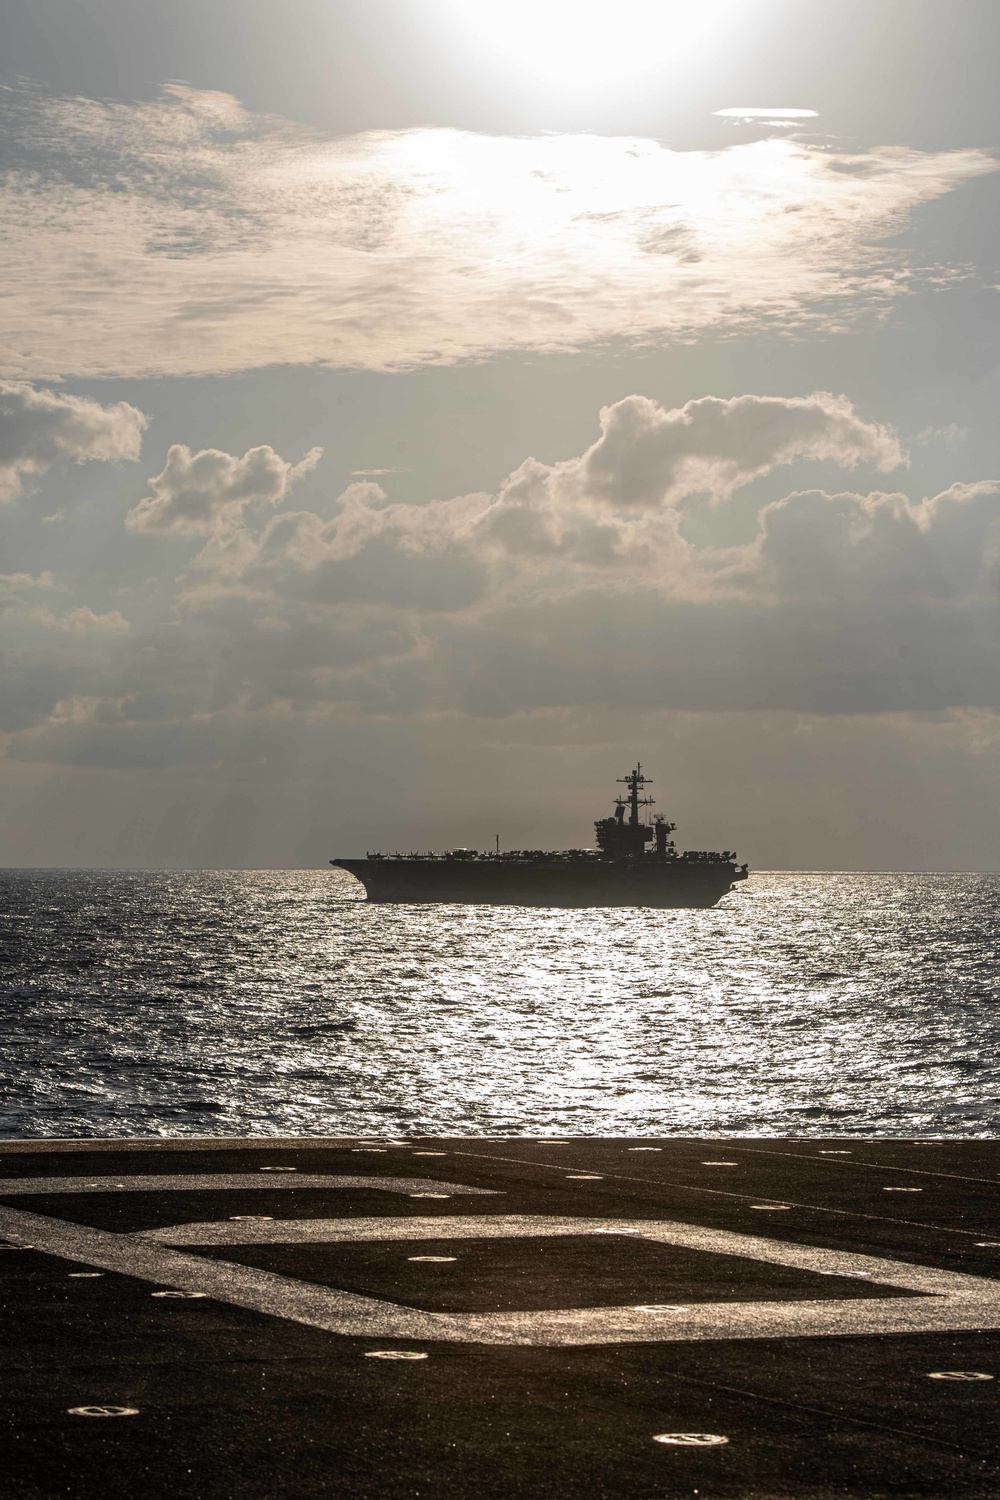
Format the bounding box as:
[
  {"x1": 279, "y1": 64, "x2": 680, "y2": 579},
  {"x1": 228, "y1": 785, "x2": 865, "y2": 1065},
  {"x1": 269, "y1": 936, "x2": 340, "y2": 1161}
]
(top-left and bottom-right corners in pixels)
[{"x1": 432, "y1": 0, "x2": 746, "y2": 94}]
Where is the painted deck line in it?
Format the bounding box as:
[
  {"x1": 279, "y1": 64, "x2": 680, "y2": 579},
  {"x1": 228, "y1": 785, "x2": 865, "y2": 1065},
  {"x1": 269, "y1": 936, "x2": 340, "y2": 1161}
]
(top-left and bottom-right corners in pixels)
[
  {"x1": 735, "y1": 1144, "x2": 1000, "y2": 1191},
  {"x1": 137, "y1": 1211, "x2": 996, "y2": 1292},
  {"x1": 0, "y1": 1174, "x2": 497, "y2": 1196},
  {"x1": 8, "y1": 1138, "x2": 1000, "y2": 1500},
  {"x1": 452, "y1": 1147, "x2": 1000, "y2": 1241},
  {"x1": 6, "y1": 1199, "x2": 1000, "y2": 1348}
]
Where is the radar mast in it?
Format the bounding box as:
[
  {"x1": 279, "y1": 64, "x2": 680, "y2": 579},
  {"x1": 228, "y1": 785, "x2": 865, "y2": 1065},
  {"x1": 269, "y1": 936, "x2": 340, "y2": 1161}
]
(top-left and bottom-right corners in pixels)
[{"x1": 617, "y1": 763, "x2": 655, "y2": 831}]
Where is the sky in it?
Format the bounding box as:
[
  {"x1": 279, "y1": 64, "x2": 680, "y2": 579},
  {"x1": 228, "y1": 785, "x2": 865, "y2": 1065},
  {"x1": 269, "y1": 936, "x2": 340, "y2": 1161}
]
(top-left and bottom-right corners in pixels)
[{"x1": 1, "y1": 0, "x2": 1000, "y2": 870}]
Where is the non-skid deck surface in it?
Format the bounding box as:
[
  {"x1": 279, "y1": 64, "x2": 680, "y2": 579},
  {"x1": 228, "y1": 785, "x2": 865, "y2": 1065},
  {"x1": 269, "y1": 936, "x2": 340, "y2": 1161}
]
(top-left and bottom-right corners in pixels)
[{"x1": 2, "y1": 1136, "x2": 1000, "y2": 1497}]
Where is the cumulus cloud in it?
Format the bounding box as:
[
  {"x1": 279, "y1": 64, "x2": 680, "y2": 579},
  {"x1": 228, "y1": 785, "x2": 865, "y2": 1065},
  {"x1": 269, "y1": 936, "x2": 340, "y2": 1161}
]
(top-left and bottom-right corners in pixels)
[
  {"x1": 126, "y1": 443, "x2": 322, "y2": 535},
  {"x1": 444, "y1": 480, "x2": 1000, "y2": 718},
  {"x1": 34, "y1": 606, "x2": 131, "y2": 634},
  {"x1": 4, "y1": 390, "x2": 999, "y2": 770},
  {"x1": 197, "y1": 392, "x2": 902, "y2": 607},
  {"x1": 177, "y1": 395, "x2": 999, "y2": 724},
  {"x1": 752, "y1": 481, "x2": 1000, "y2": 603},
  {"x1": 573, "y1": 391, "x2": 902, "y2": 509},
  {"x1": 0, "y1": 84, "x2": 994, "y2": 380},
  {"x1": 0, "y1": 380, "x2": 147, "y2": 501},
  {"x1": 0, "y1": 571, "x2": 56, "y2": 593},
  {"x1": 204, "y1": 478, "x2": 488, "y2": 610}
]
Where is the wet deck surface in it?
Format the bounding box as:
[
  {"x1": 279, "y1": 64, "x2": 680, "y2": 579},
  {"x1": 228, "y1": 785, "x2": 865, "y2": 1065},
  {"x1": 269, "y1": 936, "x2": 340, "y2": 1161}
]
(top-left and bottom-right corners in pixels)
[{"x1": 3, "y1": 1136, "x2": 1000, "y2": 1498}]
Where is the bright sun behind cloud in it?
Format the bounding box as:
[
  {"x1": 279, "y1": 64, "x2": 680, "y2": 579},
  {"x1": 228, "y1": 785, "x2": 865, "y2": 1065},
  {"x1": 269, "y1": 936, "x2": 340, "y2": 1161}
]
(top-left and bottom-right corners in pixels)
[
  {"x1": 430, "y1": 0, "x2": 748, "y2": 93},
  {"x1": 0, "y1": 82, "x2": 993, "y2": 382}
]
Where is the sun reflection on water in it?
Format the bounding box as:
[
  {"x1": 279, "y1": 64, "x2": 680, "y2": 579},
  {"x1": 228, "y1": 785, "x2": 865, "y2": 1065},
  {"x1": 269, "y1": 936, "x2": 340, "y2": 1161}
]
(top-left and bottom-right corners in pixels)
[{"x1": 2, "y1": 869, "x2": 999, "y2": 1138}]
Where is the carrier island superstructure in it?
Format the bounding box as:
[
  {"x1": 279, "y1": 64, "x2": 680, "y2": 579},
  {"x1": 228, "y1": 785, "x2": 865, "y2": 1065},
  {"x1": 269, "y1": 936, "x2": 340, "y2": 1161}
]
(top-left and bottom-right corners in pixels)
[{"x1": 331, "y1": 764, "x2": 748, "y2": 908}]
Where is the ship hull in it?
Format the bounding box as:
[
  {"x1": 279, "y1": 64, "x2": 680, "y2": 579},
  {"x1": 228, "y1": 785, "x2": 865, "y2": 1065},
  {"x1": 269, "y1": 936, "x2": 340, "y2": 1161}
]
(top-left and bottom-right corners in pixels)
[{"x1": 333, "y1": 859, "x2": 745, "y2": 908}]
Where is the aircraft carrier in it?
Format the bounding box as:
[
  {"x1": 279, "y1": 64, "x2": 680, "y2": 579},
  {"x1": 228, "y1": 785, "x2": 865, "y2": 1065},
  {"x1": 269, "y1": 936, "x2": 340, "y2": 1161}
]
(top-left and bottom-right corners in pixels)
[{"x1": 332, "y1": 764, "x2": 748, "y2": 907}]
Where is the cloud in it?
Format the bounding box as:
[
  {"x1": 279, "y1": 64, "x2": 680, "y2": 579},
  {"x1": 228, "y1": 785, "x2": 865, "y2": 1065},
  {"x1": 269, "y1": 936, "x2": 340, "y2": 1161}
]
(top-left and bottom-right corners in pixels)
[
  {"x1": 914, "y1": 423, "x2": 967, "y2": 446},
  {"x1": 126, "y1": 443, "x2": 322, "y2": 535},
  {"x1": 34, "y1": 606, "x2": 131, "y2": 634},
  {"x1": 198, "y1": 392, "x2": 901, "y2": 606},
  {"x1": 0, "y1": 84, "x2": 994, "y2": 379},
  {"x1": 753, "y1": 481, "x2": 1000, "y2": 605},
  {"x1": 0, "y1": 570, "x2": 56, "y2": 593},
  {"x1": 177, "y1": 398, "x2": 1000, "y2": 723},
  {"x1": 0, "y1": 380, "x2": 147, "y2": 500},
  {"x1": 3, "y1": 391, "x2": 998, "y2": 769},
  {"x1": 714, "y1": 109, "x2": 819, "y2": 118},
  {"x1": 714, "y1": 108, "x2": 819, "y2": 129},
  {"x1": 573, "y1": 391, "x2": 902, "y2": 509},
  {"x1": 441, "y1": 480, "x2": 1000, "y2": 718}
]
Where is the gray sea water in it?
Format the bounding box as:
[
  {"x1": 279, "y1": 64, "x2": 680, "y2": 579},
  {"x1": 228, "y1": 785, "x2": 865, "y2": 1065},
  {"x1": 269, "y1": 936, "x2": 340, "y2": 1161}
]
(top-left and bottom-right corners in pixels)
[{"x1": 1, "y1": 869, "x2": 999, "y2": 1139}]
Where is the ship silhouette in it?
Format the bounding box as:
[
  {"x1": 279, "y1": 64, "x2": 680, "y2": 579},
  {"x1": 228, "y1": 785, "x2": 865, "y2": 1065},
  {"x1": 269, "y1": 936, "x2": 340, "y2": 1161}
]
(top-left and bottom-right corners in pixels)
[{"x1": 331, "y1": 764, "x2": 748, "y2": 908}]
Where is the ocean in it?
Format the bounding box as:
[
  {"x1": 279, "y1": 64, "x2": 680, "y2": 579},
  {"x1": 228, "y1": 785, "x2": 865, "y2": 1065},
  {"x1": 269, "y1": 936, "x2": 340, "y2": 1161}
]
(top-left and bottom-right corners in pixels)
[{"x1": 1, "y1": 868, "x2": 998, "y2": 1140}]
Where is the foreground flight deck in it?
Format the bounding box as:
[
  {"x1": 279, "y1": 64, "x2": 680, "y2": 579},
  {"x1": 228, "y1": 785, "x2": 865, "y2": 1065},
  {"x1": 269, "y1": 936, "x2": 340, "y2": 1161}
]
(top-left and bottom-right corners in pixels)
[{"x1": 3, "y1": 1136, "x2": 1000, "y2": 1497}]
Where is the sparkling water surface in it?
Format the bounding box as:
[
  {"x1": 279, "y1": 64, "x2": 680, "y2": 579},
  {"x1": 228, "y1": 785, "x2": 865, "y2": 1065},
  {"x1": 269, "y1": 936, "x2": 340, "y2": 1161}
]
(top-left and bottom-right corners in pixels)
[{"x1": 1, "y1": 869, "x2": 998, "y2": 1138}]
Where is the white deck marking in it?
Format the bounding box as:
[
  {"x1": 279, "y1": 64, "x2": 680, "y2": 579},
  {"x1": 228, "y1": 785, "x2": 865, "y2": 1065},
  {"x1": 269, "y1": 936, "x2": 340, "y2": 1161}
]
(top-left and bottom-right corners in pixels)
[
  {"x1": 0, "y1": 1174, "x2": 495, "y2": 1196},
  {"x1": 6, "y1": 1199, "x2": 1000, "y2": 1347},
  {"x1": 653, "y1": 1432, "x2": 729, "y2": 1446},
  {"x1": 741, "y1": 1144, "x2": 1000, "y2": 1190},
  {"x1": 69, "y1": 1406, "x2": 138, "y2": 1417},
  {"x1": 451, "y1": 1146, "x2": 980, "y2": 1239},
  {"x1": 365, "y1": 1351, "x2": 428, "y2": 1360}
]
